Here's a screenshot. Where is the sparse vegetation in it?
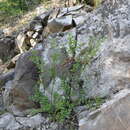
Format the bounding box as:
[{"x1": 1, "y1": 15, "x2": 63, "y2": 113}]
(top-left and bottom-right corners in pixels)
[
  {"x1": 77, "y1": 0, "x2": 102, "y2": 7},
  {"x1": 86, "y1": 97, "x2": 105, "y2": 110},
  {"x1": 0, "y1": 0, "x2": 50, "y2": 27},
  {"x1": 0, "y1": 110, "x2": 7, "y2": 115},
  {"x1": 29, "y1": 34, "x2": 105, "y2": 126}
]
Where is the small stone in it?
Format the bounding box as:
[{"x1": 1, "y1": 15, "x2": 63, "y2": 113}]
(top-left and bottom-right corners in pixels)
[
  {"x1": 29, "y1": 20, "x2": 43, "y2": 32},
  {"x1": 16, "y1": 32, "x2": 26, "y2": 53},
  {"x1": 30, "y1": 39, "x2": 37, "y2": 47},
  {"x1": 32, "y1": 32, "x2": 39, "y2": 39},
  {"x1": 47, "y1": 15, "x2": 74, "y2": 33},
  {"x1": 27, "y1": 31, "x2": 34, "y2": 37}
]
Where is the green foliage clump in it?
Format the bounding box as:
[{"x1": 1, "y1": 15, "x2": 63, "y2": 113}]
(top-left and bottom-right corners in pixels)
[
  {"x1": 0, "y1": 0, "x2": 47, "y2": 15},
  {"x1": 86, "y1": 97, "x2": 105, "y2": 110},
  {"x1": 0, "y1": 0, "x2": 49, "y2": 26},
  {"x1": 30, "y1": 34, "x2": 105, "y2": 124}
]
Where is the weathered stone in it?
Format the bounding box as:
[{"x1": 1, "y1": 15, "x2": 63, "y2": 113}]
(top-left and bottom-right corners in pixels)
[
  {"x1": 81, "y1": 35, "x2": 130, "y2": 98},
  {"x1": 0, "y1": 64, "x2": 8, "y2": 75},
  {"x1": 73, "y1": 14, "x2": 86, "y2": 26},
  {"x1": 32, "y1": 32, "x2": 39, "y2": 39},
  {"x1": 0, "y1": 113, "x2": 53, "y2": 130},
  {"x1": 7, "y1": 54, "x2": 20, "y2": 69},
  {"x1": 34, "y1": 10, "x2": 51, "y2": 26},
  {"x1": 15, "y1": 32, "x2": 27, "y2": 53},
  {"x1": 79, "y1": 89, "x2": 130, "y2": 130},
  {"x1": 46, "y1": 15, "x2": 75, "y2": 33},
  {"x1": 30, "y1": 39, "x2": 37, "y2": 47},
  {"x1": 27, "y1": 31, "x2": 34, "y2": 37},
  {"x1": 51, "y1": 0, "x2": 77, "y2": 7},
  {"x1": 5, "y1": 49, "x2": 41, "y2": 116},
  {"x1": 16, "y1": 114, "x2": 45, "y2": 128},
  {"x1": 0, "y1": 113, "x2": 21, "y2": 130},
  {"x1": 39, "y1": 42, "x2": 69, "y2": 86},
  {"x1": 60, "y1": 5, "x2": 84, "y2": 14},
  {"x1": 3, "y1": 81, "x2": 14, "y2": 113},
  {"x1": 0, "y1": 36, "x2": 16, "y2": 62},
  {"x1": 57, "y1": 5, "x2": 84, "y2": 17},
  {"x1": 29, "y1": 20, "x2": 43, "y2": 32},
  {"x1": 0, "y1": 69, "x2": 14, "y2": 88}
]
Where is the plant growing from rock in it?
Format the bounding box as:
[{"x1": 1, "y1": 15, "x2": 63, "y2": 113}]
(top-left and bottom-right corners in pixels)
[{"x1": 30, "y1": 34, "x2": 105, "y2": 126}]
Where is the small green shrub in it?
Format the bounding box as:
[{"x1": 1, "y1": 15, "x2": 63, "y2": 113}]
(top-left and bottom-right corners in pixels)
[
  {"x1": 86, "y1": 97, "x2": 105, "y2": 110},
  {"x1": 30, "y1": 35, "x2": 105, "y2": 124}
]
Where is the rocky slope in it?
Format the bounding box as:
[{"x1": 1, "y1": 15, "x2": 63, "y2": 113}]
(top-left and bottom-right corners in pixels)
[{"x1": 0, "y1": 0, "x2": 130, "y2": 129}]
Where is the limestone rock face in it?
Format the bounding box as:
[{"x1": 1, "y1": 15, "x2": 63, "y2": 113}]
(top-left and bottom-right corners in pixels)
[
  {"x1": 81, "y1": 36, "x2": 130, "y2": 98},
  {"x1": 1, "y1": 0, "x2": 130, "y2": 129},
  {"x1": 79, "y1": 89, "x2": 130, "y2": 130},
  {"x1": 78, "y1": 0, "x2": 130, "y2": 98}
]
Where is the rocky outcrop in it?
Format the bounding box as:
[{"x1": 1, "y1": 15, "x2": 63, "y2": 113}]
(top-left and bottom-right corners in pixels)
[
  {"x1": 15, "y1": 5, "x2": 86, "y2": 53},
  {"x1": 81, "y1": 36, "x2": 130, "y2": 98},
  {"x1": 15, "y1": 11, "x2": 51, "y2": 53},
  {"x1": 3, "y1": 49, "x2": 41, "y2": 116},
  {"x1": 1, "y1": 0, "x2": 130, "y2": 129},
  {"x1": 79, "y1": 89, "x2": 130, "y2": 130}
]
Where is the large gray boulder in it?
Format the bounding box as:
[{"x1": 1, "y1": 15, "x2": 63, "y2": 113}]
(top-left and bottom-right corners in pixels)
[
  {"x1": 46, "y1": 15, "x2": 75, "y2": 33},
  {"x1": 1, "y1": 0, "x2": 130, "y2": 130},
  {"x1": 0, "y1": 113, "x2": 51, "y2": 130},
  {"x1": 79, "y1": 89, "x2": 130, "y2": 130},
  {"x1": 76, "y1": 0, "x2": 130, "y2": 98},
  {"x1": 81, "y1": 35, "x2": 130, "y2": 98},
  {"x1": 4, "y1": 47, "x2": 42, "y2": 116}
]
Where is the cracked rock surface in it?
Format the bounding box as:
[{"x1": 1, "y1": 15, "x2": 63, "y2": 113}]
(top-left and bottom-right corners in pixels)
[{"x1": 1, "y1": 0, "x2": 130, "y2": 130}]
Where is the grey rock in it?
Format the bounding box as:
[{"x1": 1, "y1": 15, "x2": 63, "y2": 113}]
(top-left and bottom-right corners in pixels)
[
  {"x1": 79, "y1": 89, "x2": 130, "y2": 130},
  {"x1": 74, "y1": 0, "x2": 130, "y2": 98},
  {"x1": 32, "y1": 32, "x2": 39, "y2": 39},
  {"x1": 15, "y1": 32, "x2": 27, "y2": 53},
  {"x1": 73, "y1": 14, "x2": 86, "y2": 26},
  {"x1": 7, "y1": 54, "x2": 20, "y2": 69},
  {"x1": 0, "y1": 69, "x2": 14, "y2": 87},
  {"x1": 51, "y1": 0, "x2": 77, "y2": 7},
  {"x1": 0, "y1": 113, "x2": 21, "y2": 130},
  {"x1": 46, "y1": 15, "x2": 74, "y2": 33},
  {"x1": 27, "y1": 31, "x2": 34, "y2": 37},
  {"x1": 30, "y1": 39, "x2": 37, "y2": 47},
  {"x1": 0, "y1": 36, "x2": 16, "y2": 62},
  {"x1": 29, "y1": 20, "x2": 43, "y2": 32},
  {"x1": 35, "y1": 10, "x2": 51, "y2": 26},
  {"x1": 3, "y1": 81, "x2": 13, "y2": 112},
  {"x1": 60, "y1": 5, "x2": 84, "y2": 16},
  {"x1": 16, "y1": 114, "x2": 45, "y2": 128},
  {"x1": 5, "y1": 49, "x2": 41, "y2": 116},
  {"x1": 0, "y1": 112, "x2": 64, "y2": 130},
  {"x1": 81, "y1": 35, "x2": 130, "y2": 98}
]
